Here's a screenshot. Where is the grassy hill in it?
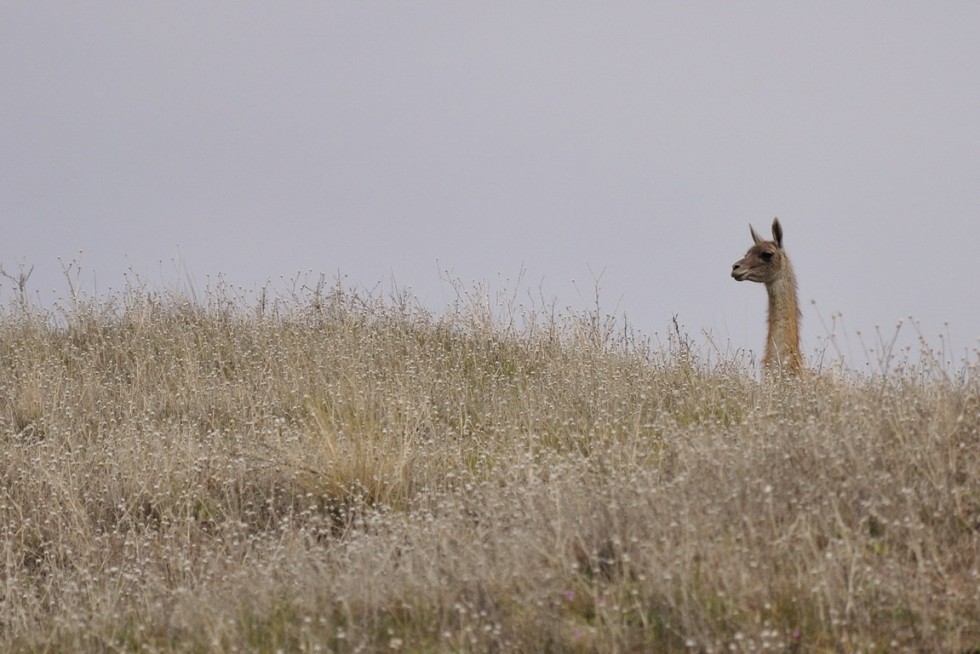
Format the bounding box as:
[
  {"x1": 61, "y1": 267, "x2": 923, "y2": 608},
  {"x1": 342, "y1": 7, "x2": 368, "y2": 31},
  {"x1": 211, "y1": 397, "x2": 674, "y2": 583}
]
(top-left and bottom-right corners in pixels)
[{"x1": 0, "y1": 280, "x2": 976, "y2": 652}]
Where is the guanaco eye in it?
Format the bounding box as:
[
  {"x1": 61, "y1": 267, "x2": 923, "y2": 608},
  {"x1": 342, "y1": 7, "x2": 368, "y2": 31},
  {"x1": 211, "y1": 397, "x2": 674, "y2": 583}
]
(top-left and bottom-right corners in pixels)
[{"x1": 760, "y1": 251, "x2": 774, "y2": 261}]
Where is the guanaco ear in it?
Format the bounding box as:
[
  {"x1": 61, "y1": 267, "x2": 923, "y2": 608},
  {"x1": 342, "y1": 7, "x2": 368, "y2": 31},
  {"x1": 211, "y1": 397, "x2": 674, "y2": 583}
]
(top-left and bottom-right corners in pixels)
[
  {"x1": 771, "y1": 218, "x2": 783, "y2": 248},
  {"x1": 750, "y1": 224, "x2": 764, "y2": 244}
]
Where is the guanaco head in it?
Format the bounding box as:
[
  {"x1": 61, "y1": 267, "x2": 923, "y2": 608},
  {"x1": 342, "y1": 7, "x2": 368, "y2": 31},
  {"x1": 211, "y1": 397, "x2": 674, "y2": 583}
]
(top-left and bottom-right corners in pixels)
[{"x1": 731, "y1": 218, "x2": 787, "y2": 284}]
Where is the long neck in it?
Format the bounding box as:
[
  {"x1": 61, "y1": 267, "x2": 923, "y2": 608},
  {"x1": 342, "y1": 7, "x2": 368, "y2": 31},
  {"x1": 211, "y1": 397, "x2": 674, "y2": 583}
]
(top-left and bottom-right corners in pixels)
[{"x1": 764, "y1": 263, "x2": 802, "y2": 373}]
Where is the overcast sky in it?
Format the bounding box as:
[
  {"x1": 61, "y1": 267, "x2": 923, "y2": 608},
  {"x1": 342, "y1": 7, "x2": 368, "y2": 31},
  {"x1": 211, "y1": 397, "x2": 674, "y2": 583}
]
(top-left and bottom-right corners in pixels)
[{"x1": 3, "y1": 3, "x2": 978, "y2": 370}]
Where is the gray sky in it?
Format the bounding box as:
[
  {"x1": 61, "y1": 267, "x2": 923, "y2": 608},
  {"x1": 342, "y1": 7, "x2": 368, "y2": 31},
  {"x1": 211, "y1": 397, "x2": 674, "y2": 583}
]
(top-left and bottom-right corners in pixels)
[{"x1": 3, "y1": 3, "x2": 978, "y2": 369}]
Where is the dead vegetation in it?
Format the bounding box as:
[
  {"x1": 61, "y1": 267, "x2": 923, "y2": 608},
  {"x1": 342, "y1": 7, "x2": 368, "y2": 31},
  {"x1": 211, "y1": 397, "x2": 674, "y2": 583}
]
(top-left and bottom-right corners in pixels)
[{"x1": 0, "y1": 277, "x2": 976, "y2": 652}]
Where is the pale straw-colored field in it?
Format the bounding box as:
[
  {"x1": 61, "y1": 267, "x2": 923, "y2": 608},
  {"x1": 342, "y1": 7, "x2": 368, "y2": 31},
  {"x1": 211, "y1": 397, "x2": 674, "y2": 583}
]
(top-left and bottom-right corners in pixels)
[{"x1": 0, "y1": 278, "x2": 976, "y2": 652}]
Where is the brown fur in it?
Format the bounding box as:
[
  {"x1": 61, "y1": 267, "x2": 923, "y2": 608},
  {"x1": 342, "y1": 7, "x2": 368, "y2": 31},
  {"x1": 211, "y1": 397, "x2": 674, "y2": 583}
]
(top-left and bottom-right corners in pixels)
[{"x1": 731, "y1": 218, "x2": 803, "y2": 375}]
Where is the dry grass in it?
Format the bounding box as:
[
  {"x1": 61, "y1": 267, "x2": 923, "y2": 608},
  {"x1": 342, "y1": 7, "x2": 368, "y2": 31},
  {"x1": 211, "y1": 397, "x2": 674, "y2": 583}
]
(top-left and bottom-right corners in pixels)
[{"x1": 0, "y1": 277, "x2": 976, "y2": 653}]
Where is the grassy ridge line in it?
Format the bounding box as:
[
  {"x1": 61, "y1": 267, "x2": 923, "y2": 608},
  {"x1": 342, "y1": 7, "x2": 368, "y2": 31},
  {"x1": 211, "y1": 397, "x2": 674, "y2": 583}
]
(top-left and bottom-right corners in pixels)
[{"x1": 0, "y1": 282, "x2": 976, "y2": 652}]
